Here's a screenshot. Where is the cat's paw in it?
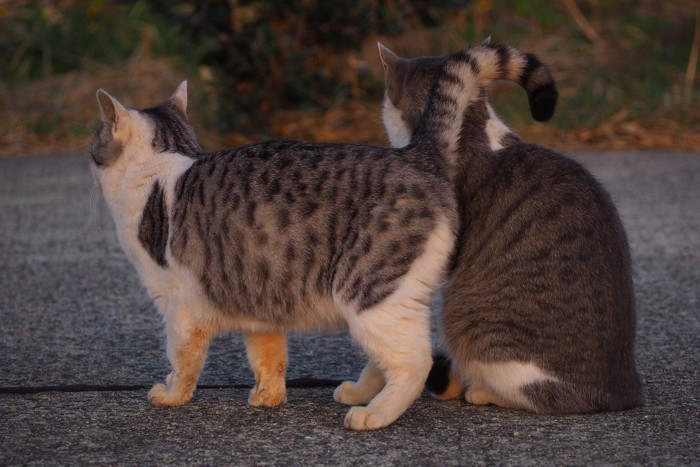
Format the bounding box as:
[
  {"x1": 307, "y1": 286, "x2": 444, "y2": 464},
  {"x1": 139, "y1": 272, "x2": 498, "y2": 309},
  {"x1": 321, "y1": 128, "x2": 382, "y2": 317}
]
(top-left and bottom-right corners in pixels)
[
  {"x1": 333, "y1": 381, "x2": 374, "y2": 406},
  {"x1": 344, "y1": 406, "x2": 391, "y2": 431},
  {"x1": 465, "y1": 386, "x2": 522, "y2": 410},
  {"x1": 465, "y1": 386, "x2": 510, "y2": 407},
  {"x1": 248, "y1": 383, "x2": 286, "y2": 408},
  {"x1": 147, "y1": 383, "x2": 191, "y2": 407},
  {"x1": 465, "y1": 387, "x2": 491, "y2": 406}
]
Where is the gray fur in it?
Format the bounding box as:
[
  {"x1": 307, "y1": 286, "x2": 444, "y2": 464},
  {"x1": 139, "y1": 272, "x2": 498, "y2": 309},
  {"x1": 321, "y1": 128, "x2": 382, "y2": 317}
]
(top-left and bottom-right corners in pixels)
[
  {"x1": 140, "y1": 102, "x2": 203, "y2": 156},
  {"x1": 499, "y1": 132, "x2": 522, "y2": 147},
  {"x1": 383, "y1": 43, "x2": 643, "y2": 413},
  {"x1": 89, "y1": 122, "x2": 122, "y2": 167}
]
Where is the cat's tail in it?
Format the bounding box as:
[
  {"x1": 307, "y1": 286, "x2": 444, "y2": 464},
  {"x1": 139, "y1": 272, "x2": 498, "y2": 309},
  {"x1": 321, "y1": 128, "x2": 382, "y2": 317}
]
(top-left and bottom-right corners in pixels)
[
  {"x1": 409, "y1": 41, "x2": 557, "y2": 168},
  {"x1": 471, "y1": 38, "x2": 558, "y2": 122},
  {"x1": 425, "y1": 353, "x2": 466, "y2": 400}
]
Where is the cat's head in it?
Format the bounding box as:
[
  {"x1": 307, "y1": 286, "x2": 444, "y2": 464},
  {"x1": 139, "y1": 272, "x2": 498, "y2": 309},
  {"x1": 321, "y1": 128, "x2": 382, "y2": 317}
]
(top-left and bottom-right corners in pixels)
[
  {"x1": 377, "y1": 43, "x2": 446, "y2": 148},
  {"x1": 89, "y1": 81, "x2": 200, "y2": 174},
  {"x1": 378, "y1": 40, "x2": 557, "y2": 149}
]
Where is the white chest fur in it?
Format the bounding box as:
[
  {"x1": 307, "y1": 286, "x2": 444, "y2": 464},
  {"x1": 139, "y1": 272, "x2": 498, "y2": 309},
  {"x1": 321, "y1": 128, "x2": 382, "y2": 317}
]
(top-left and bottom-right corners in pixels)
[
  {"x1": 99, "y1": 151, "x2": 193, "y2": 297},
  {"x1": 382, "y1": 96, "x2": 412, "y2": 149}
]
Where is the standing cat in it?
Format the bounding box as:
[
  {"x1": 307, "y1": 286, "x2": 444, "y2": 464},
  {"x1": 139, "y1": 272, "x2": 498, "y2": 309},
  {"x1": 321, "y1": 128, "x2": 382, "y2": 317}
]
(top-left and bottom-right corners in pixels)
[
  {"x1": 377, "y1": 41, "x2": 644, "y2": 413},
  {"x1": 88, "y1": 47, "x2": 502, "y2": 430}
]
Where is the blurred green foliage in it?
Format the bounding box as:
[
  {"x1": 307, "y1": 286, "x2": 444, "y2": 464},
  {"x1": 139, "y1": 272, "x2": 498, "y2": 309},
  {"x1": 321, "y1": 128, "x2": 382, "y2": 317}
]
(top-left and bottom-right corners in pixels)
[{"x1": 0, "y1": 1, "x2": 186, "y2": 81}]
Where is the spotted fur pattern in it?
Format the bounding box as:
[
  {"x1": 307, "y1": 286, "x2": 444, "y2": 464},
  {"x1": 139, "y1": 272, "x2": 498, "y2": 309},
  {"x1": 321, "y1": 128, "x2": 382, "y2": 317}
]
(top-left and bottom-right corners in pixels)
[
  {"x1": 379, "y1": 41, "x2": 644, "y2": 414},
  {"x1": 89, "y1": 55, "x2": 490, "y2": 430}
]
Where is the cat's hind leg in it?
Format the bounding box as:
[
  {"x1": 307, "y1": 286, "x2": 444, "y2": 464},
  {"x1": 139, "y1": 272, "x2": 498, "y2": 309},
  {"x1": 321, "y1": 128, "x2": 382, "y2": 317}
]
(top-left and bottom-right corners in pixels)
[
  {"x1": 148, "y1": 319, "x2": 213, "y2": 407},
  {"x1": 343, "y1": 301, "x2": 433, "y2": 430},
  {"x1": 340, "y1": 217, "x2": 453, "y2": 430},
  {"x1": 244, "y1": 331, "x2": 288, "y2": 407},
  {"x1": 463, "y1": 360, "x2": 556, "y2": 411},
  {"x1": 333, "y1": 360, "x2": 385, "y2": 406}
]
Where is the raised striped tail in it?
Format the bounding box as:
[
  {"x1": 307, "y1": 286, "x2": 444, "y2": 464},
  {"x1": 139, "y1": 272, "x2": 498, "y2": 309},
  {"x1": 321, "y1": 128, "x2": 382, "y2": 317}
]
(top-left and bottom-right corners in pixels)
[{"x1": 410, "y1": 42, "x2": 558, "y2": 168}]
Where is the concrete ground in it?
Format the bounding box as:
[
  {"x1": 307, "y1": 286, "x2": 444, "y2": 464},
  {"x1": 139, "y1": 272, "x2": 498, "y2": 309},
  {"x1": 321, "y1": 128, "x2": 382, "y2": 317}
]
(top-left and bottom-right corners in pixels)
[{"x1": 1, "y1": 152, "x2": 698, "y2": 465}]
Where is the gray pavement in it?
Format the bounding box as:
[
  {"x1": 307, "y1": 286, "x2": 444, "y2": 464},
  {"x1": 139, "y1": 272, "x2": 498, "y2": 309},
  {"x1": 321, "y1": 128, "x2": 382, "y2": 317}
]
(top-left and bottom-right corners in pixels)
[{"x1": 1, "y1": 152, "x2": 698, "y2": 465}]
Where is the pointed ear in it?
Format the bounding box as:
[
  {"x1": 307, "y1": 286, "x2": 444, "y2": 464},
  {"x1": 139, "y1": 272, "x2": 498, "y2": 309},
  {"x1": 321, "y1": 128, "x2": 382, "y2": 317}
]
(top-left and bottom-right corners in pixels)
[
  {"x1": 377, "y1": 42, "x2": 400, "y2": 73},
  {"x1": 481, "y1": 36, "x2": 492, "y2": 45},
  {"x1": 169, "y1": 80, "x2": 188, "y2": 115},
  {"x1": 96, "y1": 89, "x2": 128, "y2": 130}
]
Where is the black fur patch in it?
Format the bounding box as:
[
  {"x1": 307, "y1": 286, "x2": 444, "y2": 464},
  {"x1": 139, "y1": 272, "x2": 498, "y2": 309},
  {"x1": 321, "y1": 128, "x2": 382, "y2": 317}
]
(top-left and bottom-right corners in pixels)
[
  {"x1": 523, "y1": 53, "x2": 558, "y2": 122},
  {"x1": 425, "y1": 353, "x2": 452, "y2": 395},
  {"x1": 138, "y1": 181, "x2": 169, "y2": 267},
  {"x1": 528, "y1": 83, "x2": 558, "y2": 122}
]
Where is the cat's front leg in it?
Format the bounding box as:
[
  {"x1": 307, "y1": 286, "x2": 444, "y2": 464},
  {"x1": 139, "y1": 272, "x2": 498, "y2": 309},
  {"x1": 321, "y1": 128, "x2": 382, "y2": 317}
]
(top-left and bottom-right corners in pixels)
[
  {"x1": 244, "y1": 331, "x2": 288, "y2": 407},
  {"x1": 148, "y1": 322, "x2": 212, "y2": 407}
]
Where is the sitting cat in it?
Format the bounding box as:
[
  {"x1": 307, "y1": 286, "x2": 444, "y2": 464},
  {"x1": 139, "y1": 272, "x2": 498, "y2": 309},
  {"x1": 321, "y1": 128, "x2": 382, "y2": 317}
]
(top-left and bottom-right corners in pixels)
[
  {"x1": 88, "y1": 47, "x2": 507, "y2": 429},
  {"x1": 376, "y1": 41, "x2": 644, "y2": 413}
]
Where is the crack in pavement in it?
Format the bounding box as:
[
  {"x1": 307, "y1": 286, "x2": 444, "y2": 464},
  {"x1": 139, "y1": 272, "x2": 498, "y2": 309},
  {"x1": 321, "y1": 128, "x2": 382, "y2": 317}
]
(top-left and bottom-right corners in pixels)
[{"x1": 0, "y1": 378, "x2": 344, "y2": 395}]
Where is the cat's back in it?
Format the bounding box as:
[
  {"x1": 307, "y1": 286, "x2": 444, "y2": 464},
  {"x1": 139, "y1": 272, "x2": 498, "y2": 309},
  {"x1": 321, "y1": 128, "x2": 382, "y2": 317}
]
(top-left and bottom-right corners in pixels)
[
  {"x1": 184, "y1": 139, "x2": 450, "y2": 200},
  {"x1": 445, "y1": 142, "x2": 643, "y2": 412},
  {"x1": 174, "y1": 140, "x2": 454, "y2": 239},
  {"x1": 455, "y1": 143, "x2": 631, "y2": 271}
]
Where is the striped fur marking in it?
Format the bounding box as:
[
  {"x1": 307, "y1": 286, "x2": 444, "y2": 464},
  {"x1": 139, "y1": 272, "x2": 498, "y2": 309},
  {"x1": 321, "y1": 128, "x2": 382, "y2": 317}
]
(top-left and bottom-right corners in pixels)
[{"x1": 138, "y1": 181, "x2": 170, "y2": 267}]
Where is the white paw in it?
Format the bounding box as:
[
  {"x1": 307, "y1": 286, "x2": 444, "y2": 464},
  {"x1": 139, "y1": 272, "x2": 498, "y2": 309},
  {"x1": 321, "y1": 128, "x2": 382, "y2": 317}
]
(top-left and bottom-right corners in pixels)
[
  {"x1": 465, "y1": 386, "x2": 497, "y2": 406},
  {"x1": 333, "y1": 381, "x2": 373, "y2": 406},
  {"x1": 343, "y1": 406, "x2": 391, "y2": 431}
]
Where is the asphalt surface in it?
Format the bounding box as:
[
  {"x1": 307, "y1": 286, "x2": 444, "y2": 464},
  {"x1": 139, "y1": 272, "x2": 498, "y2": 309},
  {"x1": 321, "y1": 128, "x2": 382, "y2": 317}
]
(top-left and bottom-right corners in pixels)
[{"x1": 1, "y1": 152, "x2": 698, "y2": 465}]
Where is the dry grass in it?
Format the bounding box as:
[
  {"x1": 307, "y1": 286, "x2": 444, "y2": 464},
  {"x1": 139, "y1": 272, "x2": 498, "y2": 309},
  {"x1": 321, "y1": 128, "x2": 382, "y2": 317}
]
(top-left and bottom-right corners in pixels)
[{"x1": 0, "y1": 52, "x2": 181, "y2": 156}]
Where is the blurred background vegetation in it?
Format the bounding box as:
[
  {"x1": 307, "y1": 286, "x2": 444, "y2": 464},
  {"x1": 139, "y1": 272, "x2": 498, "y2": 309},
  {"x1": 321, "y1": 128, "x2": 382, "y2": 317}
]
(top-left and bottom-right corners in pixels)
[{"x1": 0, "y1": 0, "x2": 698, "y2": 156}]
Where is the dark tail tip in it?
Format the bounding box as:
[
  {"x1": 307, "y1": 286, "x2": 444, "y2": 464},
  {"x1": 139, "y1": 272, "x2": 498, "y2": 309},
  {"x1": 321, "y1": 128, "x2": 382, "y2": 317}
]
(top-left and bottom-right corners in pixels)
[
  {"x1": 426, "y1": 352, "x2": 452, "y2": 395},
  {"x1": 529, "y1": 84, "x2": 558, "y2": 122}
]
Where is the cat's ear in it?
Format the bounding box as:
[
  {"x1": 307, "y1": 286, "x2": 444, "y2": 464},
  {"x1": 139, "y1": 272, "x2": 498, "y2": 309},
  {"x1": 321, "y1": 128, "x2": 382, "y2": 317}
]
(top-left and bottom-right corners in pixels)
[
  {"x1": 96, "y1": 89, "x2": 129, "y2": 132},
  {"x1": 481, "y1": 36, "x2": 492, "y2": 45},
  {"x1": 169, "y1": 80, "x2": 188, "y2": 115},
  {"x1": 377, "y1": 42, "x2": 400, "y2": 74}
]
